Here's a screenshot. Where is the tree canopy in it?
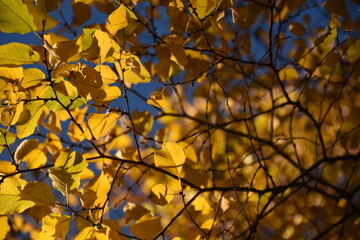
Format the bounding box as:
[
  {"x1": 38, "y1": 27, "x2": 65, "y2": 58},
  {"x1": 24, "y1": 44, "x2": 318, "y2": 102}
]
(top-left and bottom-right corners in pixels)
[{"x1": 0, "y1": 0, "x2": 360, "y2": 239}]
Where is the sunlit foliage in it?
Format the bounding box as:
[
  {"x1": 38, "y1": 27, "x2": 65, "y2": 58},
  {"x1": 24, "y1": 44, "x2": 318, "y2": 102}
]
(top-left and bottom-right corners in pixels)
[{"x1": 0, "y1": 0, "x2": 359, "y2": 239}]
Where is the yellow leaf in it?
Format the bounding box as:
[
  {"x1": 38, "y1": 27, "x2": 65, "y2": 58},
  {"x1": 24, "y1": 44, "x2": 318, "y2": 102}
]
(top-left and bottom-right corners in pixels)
[
  {"x1": 189, "y1": 0, "x2": 215, "y2": 19},
  {"x1": 68, "y1": 63, "x2": 103, "y2": 100},
  {"x1": 0, "y1": 216, "x2": 10, "y2": 239},
  {"x1": 0, "y1": 0, "x2": 36, "y2": 34},
  {"x1": 0, "y1": 43, "x2": 40, "y2": 65},
  {"x1": 22, "y1": 0, "x2": 58, "y2": 31},
  {"x1": 106, "y1": 4, "x2": 129, "y2": 35},
  {"x1": 1, "y1": 101, "x2": 24, "y2": 126},
  {"x1": 149, "y1": 183, "x2": 174, "y2": 206},
  {"x1": 348, "y1": 39, "x2": 360, "y2": 63},
  {"x1": 123, "y1": 202, "x2": 150, "y2": 223},
  {"x1": 26, "y1": 205, "x2": 52, "y2": 222},
  {"x1": 39, "y1": 213, "x2": 71, "y2": 239},
  {"x1": 130, "y1": 213, "x2": 162, "y2": 240},
  {"x1": 192, "y1": 195, "x2": 211, "y2": 214},
  {"x1": 0, "y1": 178, "x2": 35, "y2": 215},
  {"x1": 278, "y1": 67, "x2": 298, "y2": 81},
  {"x1": 115, "y1": 55, "x2": 151, "y2": 84},
  {"x1": 53, "y1": 79, "x2": 78, "y2": 98},
  {"x1": 0, "y1": 128, "x2": 16, "y2": 154},
  {"x1": 45, "y1": 132, "x2": 62, "y2": 156},
  {"x1": 74, "y1": 226, "x2": 95, "y2": 240},
  {"x1": 86, "y1": 111, "x2": 119, "y2": 140},
  {"x1": 21, "y1": 68, "x2": 45, "y2": 88},
  {"x1": 154, "y1": 142, "x2": 186, "y2": 175},
  {"x1": 131, "y1": 110, "x2": 153, "y2": 135},
  {"x1": 48, "y1": 149, "x2": 88, "y2": 196},
  {"x1": 45, "y1": 33, "x2": 82, "y2": 64},
  {"x1": 200, "y1": 218, "x2": 214, "y2": 230},
  {"x1": 80, "y1": 167, "x2": 94, "y2": 180},
  {"x1": 96, "y1": 65, "x2": 118, "y2": 85},
  {"x1": 22, "y1": 144, "x2": 48, "y2": 169},
  {"x1": 16, "y1": 101, "x2": 46, "y2": 139},
  {"x1": 20, "y1": 181, "x2": 56, "y2": 207},
  {"x1": 80, "y1": 172, "x2": 110, "y2": 209},
  {"x1": 147, "y1": 92, "x2": 172, "y2": 110},
  {"x1": 164, "y1": 38, "x2": 187, "y2": 66},
  {"x1": 98, "y1": 86, "x2": 122, "y2": 102},
  {"x1": 94, "y1": 30, "x2": 120, "y2": 63},
  {"x1": 0, "y1": 66, "x2": 23, "y2": 81},
  {"x1": 14, "y1": 139, "x2": 39, "y2": 164},
  {"x1": 102, "y1": 219, "x2": 127, "y2": 240},
  {"x1": 0, "y1": 160, "x2": 17, "y2": 176}
]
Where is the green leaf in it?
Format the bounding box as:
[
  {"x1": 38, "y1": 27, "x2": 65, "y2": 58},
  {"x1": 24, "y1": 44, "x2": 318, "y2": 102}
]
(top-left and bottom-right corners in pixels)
[
  {"x1": 0, "y1": 0, "x2": 36, "y2": 34},
  {"x1": 0, "y1": 43, "x2": 40, "y2": 65},
  {"x1": 48, "y1": 149, "x2": 88, "y2": 197},
  {"x1": 16, "y1": 100, "x2": 45, "y2": 139}
]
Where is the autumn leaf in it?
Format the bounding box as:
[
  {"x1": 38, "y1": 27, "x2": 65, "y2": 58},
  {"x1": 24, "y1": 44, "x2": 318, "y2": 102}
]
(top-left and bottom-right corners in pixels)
[
  {"x1": 85, "y1": 111, "x2": 119, "y2": 140},
  {"x1": 0, "y1": 178, "x2": 55, "y2": 215},
  {"x1": 49, "y1": 149, "x2": 88, "y2": 196},
  {"x1": 149, "y1": 183, "x2": 174, "y2": 206},
  {"x1": 106, "y1": 4, "x2": 138, "y2": 36},
  {"x1": 0, "y1": 0, "x2": 36, "y2": 34},
  {"x1": 38, "y1": 213, "x2": 71, "y2": 239},
  {"x1": 0, "y1": 0, "x2": 359, "y2": 239},
  {"x1": 0, "y1": 43, "x2": 40, "y2": 65},
  {"x1": 80, "y1": 172, "x2": 110, "y2": 209},
  {"x1": 0, "y1": 178, "x2": 32, "y2": 215},
  {"x1": 16, "y1": 100, "x2": 46, "y2": 139},
  {"x1": 130, "y1": 213, "x2": 162, "y2": 240},
  {"x1": 154, "y1": 142, "x2": 186, "y2": 175},
  {"x1": 0, "y1": 216, "x2": 10, "y2": 239}
]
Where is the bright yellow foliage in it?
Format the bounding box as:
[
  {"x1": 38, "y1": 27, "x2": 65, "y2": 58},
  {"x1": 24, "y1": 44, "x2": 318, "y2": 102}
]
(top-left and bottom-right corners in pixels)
[{"x1": 0, "y1": 0, "x2": 359, "y2": 239}]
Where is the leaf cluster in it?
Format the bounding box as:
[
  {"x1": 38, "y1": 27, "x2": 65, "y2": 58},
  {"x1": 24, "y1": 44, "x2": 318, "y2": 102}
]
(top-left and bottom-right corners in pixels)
[{"x1": 0, "y1": 0, "x2": 360, "y2": 239}]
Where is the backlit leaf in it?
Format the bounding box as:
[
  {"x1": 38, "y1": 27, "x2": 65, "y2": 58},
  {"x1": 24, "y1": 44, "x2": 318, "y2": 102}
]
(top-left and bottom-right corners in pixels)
[
  {"x1": 16, "y1": 100, "x2": 46, "y2": 139},
  {"x1": 39, "y1": 213, "x2": 71, "y2": 239},
  {"x1": 14, "y1": 139, "x2": 39, "y2": 164},
  {"x1": 123, "y1": 203, "x2": 150, "y2": 223},
  {"x1": 106, "y1": 4, "x2": 129, "y2": 35},
  {"x1": 0, "y1": 0, "x2": 36, "y2": 34},
  {"x1": 0, "y1": 161, "x2": 17, "y2": 176},
  {"x1": 149, "y1": 183, "x2": 174, "y2": 206},
  {"x1": 0, "y1": 216, "x2": 10, "y2": 239},
  {"x1": 21, "y1": 68, "x2": 45, "y2": 88},
  {"x1": 49, "y1": 149, "x2": 88, "y2": 196},
  {"x1": 86, "y1": 112, "x2": 119, "y2": 140},
  {"x1": 115, "y1": 55, "x2": 151, "y2": 84},
  {"x1": 154, "y1": 142, "x2": 186, "y2": 175},
  {"x1": 20, "y1": 181, "x2": 56, "y2": 207},
  {"x1": 80, "y1": 172, "x2": 110, "y2": 209},
  {"x1": 0, "y1": 66, "x2": 23, "y2": 81},
  {"x1": 130, "y1": 213, "x2": 162, "y2": 240},
  {"x1": 0, "y1": 43, "x2": 40, "y2": 65},
  {"x1": 0, "y1": 178, "x2": 34, "y2": 215}
]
